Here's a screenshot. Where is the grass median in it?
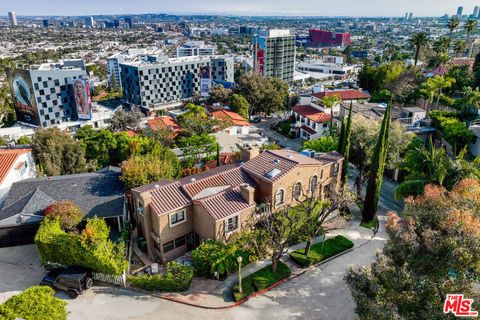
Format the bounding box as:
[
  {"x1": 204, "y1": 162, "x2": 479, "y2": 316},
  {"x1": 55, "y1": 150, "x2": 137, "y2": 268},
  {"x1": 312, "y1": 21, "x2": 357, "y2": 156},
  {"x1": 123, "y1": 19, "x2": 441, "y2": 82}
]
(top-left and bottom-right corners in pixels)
[{"x1": 289, "y1": 235, "x2": 354, "y2": 268}]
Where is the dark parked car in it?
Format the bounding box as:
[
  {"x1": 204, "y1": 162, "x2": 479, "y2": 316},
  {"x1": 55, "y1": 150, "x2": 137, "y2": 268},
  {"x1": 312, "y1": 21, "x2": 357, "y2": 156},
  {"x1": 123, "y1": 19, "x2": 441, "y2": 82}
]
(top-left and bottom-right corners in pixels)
[{"x1": 40, "y1": 267, "x2": 93, "y2": 298}]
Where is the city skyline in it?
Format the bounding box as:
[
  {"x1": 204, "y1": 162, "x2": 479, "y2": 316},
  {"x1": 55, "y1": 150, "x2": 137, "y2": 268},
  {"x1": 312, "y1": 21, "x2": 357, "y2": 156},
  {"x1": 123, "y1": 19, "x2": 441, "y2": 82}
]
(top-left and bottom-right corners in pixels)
[{"x1": 3, "y1": 0, "x2": 480, "y2": 17}]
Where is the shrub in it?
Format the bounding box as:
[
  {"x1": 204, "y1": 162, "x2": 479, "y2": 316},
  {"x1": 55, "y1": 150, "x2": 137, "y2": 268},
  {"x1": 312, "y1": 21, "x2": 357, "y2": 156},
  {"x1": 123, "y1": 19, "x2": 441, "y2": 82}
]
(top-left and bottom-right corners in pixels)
[
  {"x1": 43, "y1": 200, "x2": 84, "y2": 230},
  {"x1": 191, "y1": 240, "x2": 248, "y2": 278},
  {"x1": 290, "y1": 235, "x2": 354, "y2": 268},
  {"x1": 35, "y1": 217, "x2": 127, "y2": 275},
  {"x1": 127, "y1": 262, "x2": 193, "y2": 292},
  {"x1": 232, "y1": 261, "x2": 291, "y2": 302},
  {"x1": 0, "y1": 286, "x2": 67, "y2": 320}
]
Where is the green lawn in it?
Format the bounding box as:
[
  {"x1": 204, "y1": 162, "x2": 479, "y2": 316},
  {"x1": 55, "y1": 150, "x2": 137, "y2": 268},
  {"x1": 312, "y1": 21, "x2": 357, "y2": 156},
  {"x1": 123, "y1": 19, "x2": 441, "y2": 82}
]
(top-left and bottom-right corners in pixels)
[
  {"x1": 360, "y1": 216, "x2": 379, "y2": 230},
  {"x1": 232, "y1": 261, "x2": 291, "y2": 302},
  {"x1": 289, "y1": 235, "x2": 354, "y2": 268}
]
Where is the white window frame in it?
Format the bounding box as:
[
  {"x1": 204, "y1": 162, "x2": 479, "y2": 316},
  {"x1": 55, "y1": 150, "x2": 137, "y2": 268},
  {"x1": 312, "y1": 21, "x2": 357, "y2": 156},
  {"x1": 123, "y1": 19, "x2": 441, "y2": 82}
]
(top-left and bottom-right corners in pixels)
[
  {"x1": 225, "y1": 215, "x2": 239, "y2": 234},
  {"x1": 293, "y1": 181, "x2": 302, "y2": 200},
  {"x1": 169, "y1": 210, "x2": 187, "y2": 227},
  {"x1": 310, "y1": 175, "x2": 318, "y2": 193}
]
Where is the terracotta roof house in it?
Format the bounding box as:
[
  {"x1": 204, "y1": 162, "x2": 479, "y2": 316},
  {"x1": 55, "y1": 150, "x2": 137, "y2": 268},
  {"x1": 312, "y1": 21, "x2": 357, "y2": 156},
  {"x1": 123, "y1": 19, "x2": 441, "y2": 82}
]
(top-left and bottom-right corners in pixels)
[
  {"x1": 132, "y1": 148, "x2": 344, "y2": 263},
  {"x1": 211, "y1": 110, "x2": 250, "y2": 135},
  {"x1": 0, "y1": 148, "x2": 36, "y2": 207},
  {"x1": 312, "y1": 89, "x2": 371, "y2": 102},
  {"x1": 146, "y1": 116, "x2": 181, "y2": 137},
  {"x1": 291, "y1": 105, "x2": 331, "y2": 140},
  {"x1": 0, "y1": 168, "x2": 126, "y2": 247}
]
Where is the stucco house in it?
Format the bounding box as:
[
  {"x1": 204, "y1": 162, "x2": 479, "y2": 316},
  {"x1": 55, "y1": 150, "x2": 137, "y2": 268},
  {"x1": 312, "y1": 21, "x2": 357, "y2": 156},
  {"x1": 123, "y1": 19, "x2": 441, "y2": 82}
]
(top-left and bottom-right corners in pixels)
[
  {"x1": 132, "y1": 148, "x2": 344, "y2": 263},
  {"x1": 211, "y1": 109, "x2": 250, "y2": 135}
]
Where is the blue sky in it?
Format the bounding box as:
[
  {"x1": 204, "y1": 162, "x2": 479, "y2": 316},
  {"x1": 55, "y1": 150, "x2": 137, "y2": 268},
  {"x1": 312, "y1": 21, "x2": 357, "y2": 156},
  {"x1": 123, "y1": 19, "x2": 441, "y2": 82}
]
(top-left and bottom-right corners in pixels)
[{"x1": 4, "y1": 1, "x2": 480, "y2": 17}]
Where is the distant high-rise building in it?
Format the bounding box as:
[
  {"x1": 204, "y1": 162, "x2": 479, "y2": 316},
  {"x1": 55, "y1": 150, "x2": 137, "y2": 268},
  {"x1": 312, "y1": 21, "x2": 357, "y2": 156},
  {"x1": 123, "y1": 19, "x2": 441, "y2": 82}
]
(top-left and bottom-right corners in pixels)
[
  {"x1": 408, "y1": 12, "x2": 413, "y2": 19},
  {"x1": 42, "y1": 19, "x2": 49, "y2": 28},
  {"x1": 8, "y1": 11, "x2": 17, "y2": 26},
  {"x1": 124, "y1": 17, "x2": 133, "y2": 28},
  {"x1": 176, "y1": 41, "x2": 215, "y2": 57},
  {"x1": 85, "y1": 16, "x2": 94, "y2": 28},
  {"x1": 474, "y1": 6, "x2": 480, "y2": 18},
  {"x1": 113, "y1": 19, "x2": 120, "y2": 28},
  {"x1": 404, "y1": 12, "x2": 408, "y2": 19},
  {"x1": 306, "y1": 29, "x2": 351, "y2": 47},
  {"x1": 252, "y1": 29, "x2": 296, "y2": 85},
  {"x1": 457, "y1": 6, "x2": 464, "y2": 17}
]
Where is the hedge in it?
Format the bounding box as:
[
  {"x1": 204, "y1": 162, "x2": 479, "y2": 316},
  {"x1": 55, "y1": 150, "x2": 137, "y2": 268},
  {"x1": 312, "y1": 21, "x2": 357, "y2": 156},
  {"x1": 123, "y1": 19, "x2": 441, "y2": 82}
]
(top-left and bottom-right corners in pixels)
[
  {"x1": 127, "y1": 262, "x2": 193, "y2": 292},
  {"x1": 0, "y1": 286, "x2": 68, "y2": 320},
  {"x1": 289, "y1": 235, "x2": 354, "y2": 268},
  {"x1": 232, "y1": 261, "x2": 291, "y2": 302},
  {"x1": 35, "y1": 217, "x2": 128, "y2": 275}
]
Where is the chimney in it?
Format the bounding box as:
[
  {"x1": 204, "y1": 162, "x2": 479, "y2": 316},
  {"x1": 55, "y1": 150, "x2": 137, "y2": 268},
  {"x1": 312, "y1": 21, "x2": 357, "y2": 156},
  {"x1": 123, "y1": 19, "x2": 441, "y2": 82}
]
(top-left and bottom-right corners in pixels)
[
  {"x1": 240, "y1": 183, "x2": 255, "y2": 205},
  {"x1": 240, "y1": 146, "x2": 260, "y2": 162}
]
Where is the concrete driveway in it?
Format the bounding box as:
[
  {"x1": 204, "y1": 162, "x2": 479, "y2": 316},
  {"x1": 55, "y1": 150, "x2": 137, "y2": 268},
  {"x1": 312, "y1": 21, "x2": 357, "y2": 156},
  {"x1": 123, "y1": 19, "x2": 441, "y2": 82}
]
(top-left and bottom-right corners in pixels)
[{"x1": 0, "y1": 244, "x2": 45, "y2": 303}]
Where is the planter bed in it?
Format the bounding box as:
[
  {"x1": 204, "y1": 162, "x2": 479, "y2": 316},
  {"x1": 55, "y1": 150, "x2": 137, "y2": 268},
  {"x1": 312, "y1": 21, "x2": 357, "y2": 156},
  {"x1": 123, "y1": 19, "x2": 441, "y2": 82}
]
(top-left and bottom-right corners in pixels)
[
  {"x1": 232, "y1": 261, "x2": 291, "y2": 302},
  {"x1": 289, "y1": 235, "x2": 354, "y2": 268}
]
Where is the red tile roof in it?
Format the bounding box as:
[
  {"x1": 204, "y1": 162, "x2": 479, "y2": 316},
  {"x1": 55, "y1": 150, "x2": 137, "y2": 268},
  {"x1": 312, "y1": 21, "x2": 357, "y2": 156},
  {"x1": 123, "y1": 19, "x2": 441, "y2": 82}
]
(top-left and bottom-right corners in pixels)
[
  {"x1": 292, "y1": 105, "x2": 331, "y2": 123},
  {"x1": 211, "y1": 110, "x2": 249, "y2": 127},
  {"x1": 194, "y1": 186, "x2": 255, "y2": 221},
  {"x1": 149, "y1": 181, "x2": 191, "y2": 214},
  {"x1": 147, "y1": 116, "x2": 181, "y2": 132},
  {"x1": 312, "y1": 90, "x2": 371, "y2": 101},
  {"x1": 0, "y1": 149, "x2": 30, "y2": 185}
]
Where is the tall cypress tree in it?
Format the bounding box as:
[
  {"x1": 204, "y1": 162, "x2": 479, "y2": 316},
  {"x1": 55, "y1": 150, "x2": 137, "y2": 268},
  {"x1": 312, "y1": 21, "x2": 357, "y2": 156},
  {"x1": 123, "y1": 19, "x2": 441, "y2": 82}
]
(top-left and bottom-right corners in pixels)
[
  {"x1": 337, "y1": 113, "x2": 346, "y2": 154},
  {"x1": 363, "y1": 102, "x2": 392, "y2": 221},
  {"x1": 341, "y1": 102, "x2": 353, "y2": 185}
]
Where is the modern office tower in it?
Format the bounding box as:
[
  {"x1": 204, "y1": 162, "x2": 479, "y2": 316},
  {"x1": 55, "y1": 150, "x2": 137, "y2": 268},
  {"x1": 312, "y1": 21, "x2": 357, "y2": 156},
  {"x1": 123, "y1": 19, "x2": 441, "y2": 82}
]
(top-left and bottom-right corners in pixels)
[
  {"x1": 252, "y1": 29, "x2": 296, "y2": 84},
  {"x1": 211, "y1": 57, "x2": 235, "y2": 83},
  {"x1": 457, "y1": 6, "x2": 464, "y2": 17},
  {"x1": 124, "y1": 17, "x2": 133, "y2": 28},
  {"x1": 107, "y1": 49, "x2": 149, "y2": 90},
  {"x1": 474, "y1": 6, "x2": 480, "y2": 18},
  {"x1": 408, "y1": 12, "x2": 413, "y2": 19},
  {"x1": 307, "y1": 29, "x2": 351, "y2": 47},
  {"x1": 42, "y1": 19, "x2": 49, "y2": 28},
  {"x1": 404, "y1": 12, "x2": 408, "y2": 19},
  {"x1": 176, "y1": 41, "x2": 216, "y2": 57},
  {"x1": 6, "y1": 60, "x2": 88, "y2": 127},
  {"x1": 85, "y1": 16, "x2": 94, "y2": 28},
  {"x1": 113, "y1": 19, "x2": 120, "y2": 28},
  {"x1": 8, "y1": 11, "x2": 17, "y2": 26}
]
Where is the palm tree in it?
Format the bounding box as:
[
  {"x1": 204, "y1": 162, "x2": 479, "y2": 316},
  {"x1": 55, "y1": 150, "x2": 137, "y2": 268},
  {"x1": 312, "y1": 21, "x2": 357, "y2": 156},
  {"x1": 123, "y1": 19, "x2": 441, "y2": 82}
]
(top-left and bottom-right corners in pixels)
[
  {"x1": 453, "y1": 40, "x2": 466, "y2": 57},
  {"x1": 458, "y1": 86, "x2": 480, "y2": 118},
  {"x1": 419, "y1": 76, "x2": 455, "y2": 114},
  {"x1": 321, "y1": 95, "x2": 342, "y2": 133},
  {"x1": 464, "y1": 19, "x2": 478, "y2": 56},
  {"x1": 447, "y1": 16, "x2": 460, "y2": 38},
  {"x1": 408, "y1": 32, "x2": 430, "y2": 66}
]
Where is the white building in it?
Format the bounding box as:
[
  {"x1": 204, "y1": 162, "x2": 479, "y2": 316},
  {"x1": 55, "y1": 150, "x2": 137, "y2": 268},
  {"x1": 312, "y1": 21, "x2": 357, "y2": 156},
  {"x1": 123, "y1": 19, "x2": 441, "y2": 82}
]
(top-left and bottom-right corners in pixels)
[
  {"x1": 296, "y1": 56, "x2": 356, "y2": 80},
  {"x1": 8, "y1": 12, "x2": 17, "y2": 27},
  {"x1": 211, "y1": 110, "x2": 250, "y2": 136},
  {"x1": 0, "y1": 148, "x2": 36, "y2": 206},
  {"x1": 469, "y1": 119, "x2": 480, "y2": 157},
  {"x1": 291, "y1": 104, "x2": 331, "y2": 140},
  {"x1": 176, "y1": 41, "x2": 216, "y2": 58}
]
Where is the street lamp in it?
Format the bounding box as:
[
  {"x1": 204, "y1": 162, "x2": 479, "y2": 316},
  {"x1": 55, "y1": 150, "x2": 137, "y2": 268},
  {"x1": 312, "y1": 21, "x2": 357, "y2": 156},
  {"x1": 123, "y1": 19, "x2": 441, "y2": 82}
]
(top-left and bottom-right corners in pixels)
[{"x1": 237, "y1": 256, "x2": 243, "y2": 294}]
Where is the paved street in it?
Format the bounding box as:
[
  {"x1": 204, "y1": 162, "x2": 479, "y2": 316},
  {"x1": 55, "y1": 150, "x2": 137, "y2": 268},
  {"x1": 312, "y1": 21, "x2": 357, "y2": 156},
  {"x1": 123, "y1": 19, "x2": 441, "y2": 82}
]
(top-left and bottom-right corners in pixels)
[{"x1": 67, "y1": 211, "x2": 388, "y2": 320}]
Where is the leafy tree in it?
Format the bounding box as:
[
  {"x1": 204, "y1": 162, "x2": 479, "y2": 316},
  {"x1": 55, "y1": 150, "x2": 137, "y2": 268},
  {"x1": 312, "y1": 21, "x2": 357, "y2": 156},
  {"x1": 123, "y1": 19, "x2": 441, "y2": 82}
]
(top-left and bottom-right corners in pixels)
[
  {"x1": 208, "y1": 85, "x2": 232, "y2": 104},
  {"x1": 234, "y1": 72, "x2": 288, "y2": 116},
  {"x1": 321, "y1": 95, "x2": 341, "y2": 129},
  {"x1": 16, "y1": 136, "x2": 31, "y2": 145},
  {"x1": 408, "y1": 32, "x2": 430, "y2": 66},
  {"x1": 302, "y1": 136, "x2": 338, "y2": 153},
  {"x1": 109, "y1": 109, "x2": 142, "y2": 132},
  {"x1": 177, "y1": 103, "x2": 220, "y2": 135},
  {"x1": 419, "y1": 76, "x2": 455, "y2": 114},
  {"x1": 429, "y1": 111, "x2": 473, "y2": 154},
  {"x1": 120, "y1": 151, "x2": 180, "y2": 189},
  {"x1": 43, "y1": 201, "x2": 84, "y2": 230},
  {"x1": 453, "y1": 39, "x2": 466, "y2": 58},
  {"x1": 260, "y1": 142, "x2": 282, "y2": 151},
  {"x1": 229, "y1": 94, "x2": 249, "y2": 120},
  {"x1": 363, "y1": 102, "x2": 391, "y2": 222},
  {"x1": 455, "y1": 86, "x2": 480, "y2": 119},
  {"x1": 76, "y1": 126, "x2": 117, "y2": 168},
  {"x1": 446, "y1": 66, "x2": 473, "y2": 94},
  {"x1": 346, "y1": 180, "x2": 480, "y2": 320},
  {"x1": 177, "y1": 133, "x2": 217, "y2": 166},
  {"x1": 0, "y1": 286, "x2": 67, "y2": 320},
  {"x1": 31, "y1": 128, "x2": 88, "y2": 176},
  {"x1": 350, "y1": 115, "x2": 413, "y2": 199}
]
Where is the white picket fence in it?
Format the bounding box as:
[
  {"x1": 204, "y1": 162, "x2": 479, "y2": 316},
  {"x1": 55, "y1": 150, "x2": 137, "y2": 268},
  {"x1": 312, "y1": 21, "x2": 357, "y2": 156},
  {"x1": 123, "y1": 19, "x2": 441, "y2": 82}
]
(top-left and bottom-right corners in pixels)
[{"x1": 92, "y1": 270, "x2": 126, "y2": 287}]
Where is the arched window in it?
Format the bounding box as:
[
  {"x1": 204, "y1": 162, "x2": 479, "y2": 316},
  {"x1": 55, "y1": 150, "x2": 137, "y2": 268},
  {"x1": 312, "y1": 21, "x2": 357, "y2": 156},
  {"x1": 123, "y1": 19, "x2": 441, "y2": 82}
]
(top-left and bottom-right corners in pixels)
[
  {"x1": 275, "y1": 189, "x2": 284, "y2": 206},
  {"x1": 293, "y1": 182, "x2": 302, "y2": 200},
  {"x1": 310, "y1": 175, "x2": 318, "y2": 194}
]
